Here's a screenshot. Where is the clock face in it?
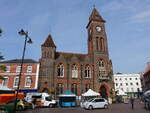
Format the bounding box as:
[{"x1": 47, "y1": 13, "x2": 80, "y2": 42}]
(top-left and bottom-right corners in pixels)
[{"x1": 96, "y1": 26, "x2": 102, "y2": 32}]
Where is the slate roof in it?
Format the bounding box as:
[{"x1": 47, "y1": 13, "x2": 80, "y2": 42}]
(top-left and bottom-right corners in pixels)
[
  {"x1": 89, "y1": 8, "x2": 105, "y2": 22},
  {"x1": 42, "y1": 34, "x2": 56, "y2": 47},
  {"x1": 55, "y1": 52, "x2": 88, "y2": 61},
  {"x1": 0, "y1": 59, "x2": 38, "y2": 64}
]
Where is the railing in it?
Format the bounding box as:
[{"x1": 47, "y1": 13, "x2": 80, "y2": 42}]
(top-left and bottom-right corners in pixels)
[{"x1": 98, "y1": 76, "x2": 109, "y2": 82}]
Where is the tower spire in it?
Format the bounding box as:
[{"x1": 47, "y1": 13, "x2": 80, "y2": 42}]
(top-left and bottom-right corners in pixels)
[
  {"x1": 42, "y1": 34, "x2": 56, "y2": 48},
  {"x1": 89, "y1": 8, "x2": 105, "y2": 22}
]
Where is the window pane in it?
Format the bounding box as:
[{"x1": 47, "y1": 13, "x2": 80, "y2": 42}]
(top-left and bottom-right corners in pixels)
[
  {"x1": 6, "y1": 66, "x2": 10, "y2": 72},
  {"x1": 16, "y1": 66, "x2": 21, "y2": 72},
  {"x1": 14, "y1": 77, "x2": 19, "y2": 87},
  {"x1": 2, "y1": 78, "x2": 8, "y2": 86},
  {"x1": 27, "y1": 66, "x2": 32, "y2": 73},
  {"x1": 25, "y1": 76, "x2": 31, "y2": 87}
]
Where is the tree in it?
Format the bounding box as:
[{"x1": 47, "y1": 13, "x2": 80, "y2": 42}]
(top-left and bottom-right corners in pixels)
[
  {"x1": 0, "y1": 28, "x2": 2, "y2": 36},
  {"x1": 0, "y1": 29, "x2": 6, "y2": 80},
  {"x1": 0, "y1": 53, "x2": 5, "y2": 80}
]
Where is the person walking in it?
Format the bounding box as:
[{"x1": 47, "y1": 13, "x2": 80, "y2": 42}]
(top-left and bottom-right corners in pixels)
[
  {"x1": 130, "y1": 97, "x2": 134, "y2": 109},
  {"x1": 32, "y1": 98, "x2": 37, "y2": 109}
]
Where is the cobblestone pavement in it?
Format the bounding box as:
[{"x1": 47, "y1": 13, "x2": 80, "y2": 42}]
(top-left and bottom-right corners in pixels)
[{"x1": 17, "y1": 100, "x2": 150, "y2": 113}]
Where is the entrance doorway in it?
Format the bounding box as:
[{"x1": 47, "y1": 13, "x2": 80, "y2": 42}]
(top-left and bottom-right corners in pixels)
[{"x1": 100, "y1": 86, "x2": 108, "y2": 99}]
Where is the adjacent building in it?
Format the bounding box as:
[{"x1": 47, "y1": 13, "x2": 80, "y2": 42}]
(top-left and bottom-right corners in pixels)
[
  {"x1": 142, "y1": 62, "x2": 150, "y2": 91},
  {"x1": 0, "y1": 59, "x2": 39, "y2": 93},
  {"x1": 113, "y1": 73, "x2": 142, "y2": 97},
  {"x1": 38, "y1": 8, "x2": 114, "y2": 98}
]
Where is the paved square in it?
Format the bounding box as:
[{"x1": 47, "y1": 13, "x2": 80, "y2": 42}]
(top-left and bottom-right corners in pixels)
[{"x1": 17, "y1": 100, "x2": 149, "y2": 113}]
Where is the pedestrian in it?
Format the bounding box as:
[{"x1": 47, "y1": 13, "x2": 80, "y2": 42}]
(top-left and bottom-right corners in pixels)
[
  {"x1": 130, "y1": 97, "x2": 134, "y2": 109},
  {"x1": 32, "y1": 98, "x2": 37, "y2": 109}
]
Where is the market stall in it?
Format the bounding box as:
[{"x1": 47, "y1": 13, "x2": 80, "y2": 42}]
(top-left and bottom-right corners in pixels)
[
  {"x1": 59, "y1": 91, "x2": 77, "y2": 107},
  {"x1": 80, "y1": 89, "x2": 100, "y2": 107}
]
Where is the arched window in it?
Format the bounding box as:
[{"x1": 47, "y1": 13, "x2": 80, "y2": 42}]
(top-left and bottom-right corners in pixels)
[
  {"x1": 99, "y1": 60, "x2": 105, "y2": 67},
  {"x1": 96, "y1": 37, "x2": 99, "y2": 51},
  {"x1": 25, "y1": 76, "x2": 32, "y2": 87},
  {"x1": 72, "y1": 64, "x2": 78, "y2": 78},
  {"x1": 71, "y1": 84, "x2": 77, "y2": 94},
  {"x1": 85, "y1": 65, "x2": 91, "y2": 78},
  {"x1": 56, "y1": 83, "x2": 64, "y2": 95},
  {"x1": 98, "y1": 60, "x2": 106, "y2": 76},
  {"x1": 100, "y1": 38, "x2": 105, "y2": 51},
  {"x1": 57, "y1": 63, "x2": 64, "y2": 77}
]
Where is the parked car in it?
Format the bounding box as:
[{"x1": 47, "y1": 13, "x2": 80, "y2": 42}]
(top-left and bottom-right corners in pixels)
[
  {"x1": 0, "y1": 99, "x2": 33, "y2": 111},
  {"x1": 144, "y1": 96, "x2": 150, "y2": 110},
  {"x1": 82, "y1": 98, "x2": 109, "y2": 110}
]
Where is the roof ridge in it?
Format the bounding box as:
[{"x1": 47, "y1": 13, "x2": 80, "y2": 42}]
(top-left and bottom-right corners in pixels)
[{"x1": 56, "y1": 51, "x2": 88, "y2": 56}]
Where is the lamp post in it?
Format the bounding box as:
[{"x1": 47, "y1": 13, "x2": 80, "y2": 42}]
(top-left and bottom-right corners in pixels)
[{"x1": 13, "y1": 29, "x2": 32, "y2": 113}]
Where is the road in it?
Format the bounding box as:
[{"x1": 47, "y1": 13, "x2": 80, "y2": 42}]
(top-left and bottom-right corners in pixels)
[{"x1": 17, "y1": 100, "x2": 150, "y2": 113}]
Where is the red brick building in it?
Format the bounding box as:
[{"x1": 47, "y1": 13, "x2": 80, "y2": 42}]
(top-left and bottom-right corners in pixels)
[
  {"x1": 39, "y1": 8, "x2": 114, "y2": 98},
  {"x1": 142, "y1": 62, "x2": 150, "y2": 91},
  {"x1": 0, "y1": 59, "x2": 39, "y2": 92}
]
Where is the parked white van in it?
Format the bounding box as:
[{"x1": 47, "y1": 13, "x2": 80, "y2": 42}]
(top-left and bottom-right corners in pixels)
[{"x1": 25, "y1": 92, "x2": 57, "y2": 108}]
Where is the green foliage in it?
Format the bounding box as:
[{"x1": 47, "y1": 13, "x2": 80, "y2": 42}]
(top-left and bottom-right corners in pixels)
[
  {"x1": 0, "y1": 29, "x2": 5, "y2": 80},
  {"x1": 0, "y1": 76, "x2": 5, "y2": 80},
  {"x1": 0, "y1": 65, "x2": 6, "y2": 71},
  {"x1": 0, "y1": 66, "x2": 5, "y2": 79},
  {"x1": 0, "y1": 55, "x2": 4, "y2": 60},
  {"x1": 0, "y1": 28, "x2": 2, "y2": 36}
]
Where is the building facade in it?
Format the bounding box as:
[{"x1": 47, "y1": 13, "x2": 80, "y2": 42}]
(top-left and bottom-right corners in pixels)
[
  {"x1": 142, "y1": 62, "x2": 150, "y2": 91},
  {"x1": 113, "y1": 73, "x2": 142, "y2": 97},
  {"x1": 39, "y1": 8, "x2": 114, "y2": 98},
  {"x1": 0, "y1": 59, "x2": 39, "y2": 92}
]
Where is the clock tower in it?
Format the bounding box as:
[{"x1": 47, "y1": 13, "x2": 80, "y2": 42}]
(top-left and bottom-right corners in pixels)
[
  {"x1": 87, "y1": 8, "x2": 109, "y2": 55},
  {"x1": 87, "y1": 8, "x2": 113, "y2": 98}
]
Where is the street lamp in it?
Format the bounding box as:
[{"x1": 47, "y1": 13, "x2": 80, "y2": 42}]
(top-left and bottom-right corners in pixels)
[{"x1": 13, "y1": 29, "x2": 32, "y2": 113}]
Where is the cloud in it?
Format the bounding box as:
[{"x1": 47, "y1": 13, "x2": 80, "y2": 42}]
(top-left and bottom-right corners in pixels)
[
  {"x1": 101, "y1": 1, "x2": 123, "y2": 13},
  {"x1": 130, "y1": 10, "x2": 150, "y2": 23}
]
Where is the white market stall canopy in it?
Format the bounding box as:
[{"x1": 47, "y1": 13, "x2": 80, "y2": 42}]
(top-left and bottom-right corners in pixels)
[{"x1": 82, "y1": 89, "x2": 100, "y2": 96}]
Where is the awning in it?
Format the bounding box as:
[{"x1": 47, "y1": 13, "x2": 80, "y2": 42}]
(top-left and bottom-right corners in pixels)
[{"x1": 82, "y1": 89, "x2": 100, "y2": 96}]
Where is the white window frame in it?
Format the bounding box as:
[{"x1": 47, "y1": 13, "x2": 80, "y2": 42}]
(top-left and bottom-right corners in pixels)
[
  {"x1": 2, "y1": 77, "x2": 9, "y2": 87},
  {"x1": 25, "y1": 76, "x2": 32, "y2": 87},
  {"x1": 85, "y1": 65, "x2": 91, "y2": 78},
  {"x1": 27, "y1": 66, "x2": 32, "y2": 73},
  {"x1": 99, "y1": 60, "x2": 105, "y2": 67},
  {"x1": 72, "y1": 64, "x2": 78, "y2": 78},
  {"x1": 6, "y1": 66, "x2": 11, "y2": 72},
  {"x1": 57, "y1": 64, "x2": 64, "y2": 77},
  {"x1": 16, "y1": 66, "x2": 21, "y2": 72},
  {"x1": 13, "y1": 76, "x2": 19, "y2": 87}
]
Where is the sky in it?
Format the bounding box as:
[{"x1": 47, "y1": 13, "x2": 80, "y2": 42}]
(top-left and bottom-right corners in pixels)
[{"x1": 0, "y1": 0, "x2": 150, "y2": 74}]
